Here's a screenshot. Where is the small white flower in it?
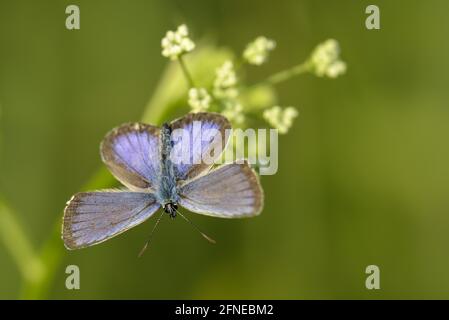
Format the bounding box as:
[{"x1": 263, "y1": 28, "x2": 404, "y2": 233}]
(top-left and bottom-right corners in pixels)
[
  {"x1": 213, "y1": 61, "x2": 238, "y2": 99},
  {"x1": 188, "y1": 88, "x2": 212, "y2": 113},
  {"x1": 263, "y1": 106, "x2": 298, "y2": 134},
  {"x1": 309, "y1": 39, "x2": 346, "y2": 78},
  {"x1": 161, "y1": 24, "x2": 195, "y2": 60},
  {"x1": 243, "y1": 36, "x2": 276, "y2": 65},
  {"x1": 221, "y1": 101, "x2": 245, "y2": 125},
  {"x1": 325, "y1": 60, "x2": 347, "y2": 78}
]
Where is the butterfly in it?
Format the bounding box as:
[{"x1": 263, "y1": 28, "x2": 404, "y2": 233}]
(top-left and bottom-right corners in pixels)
[{"x1": 62, "y1": 112, "x2": 264, "y2": 252}]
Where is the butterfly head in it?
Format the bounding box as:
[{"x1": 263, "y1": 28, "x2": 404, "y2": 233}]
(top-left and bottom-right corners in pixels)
[
  {"x1": 161, "y1": 122, "x2": 171, "y2": 134},
  {"x1": 163, "y1": 202, "x2": 178, "y2": 219}
]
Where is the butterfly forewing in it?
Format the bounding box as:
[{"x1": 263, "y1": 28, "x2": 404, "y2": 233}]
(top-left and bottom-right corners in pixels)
[
  {"x1": 63, "y1": 190, "x2": 160, "y2": 249},
  {"x1": 100, "y1": 123, "x2": 160, "y2": 190},
  {"x1": 170, "y1": 112, "x2": 231, "y2": 182},
  {"x1": 179, "y1": 162, "x2": 264, "y2": 218}
]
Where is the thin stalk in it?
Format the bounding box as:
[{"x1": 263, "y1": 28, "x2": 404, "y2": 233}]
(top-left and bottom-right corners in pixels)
[
  {"x1": 248, "y1": 61, "x2": 311, "y2": 90},
  {"x1": 178, "y1": 55, "x2": 195, "y2": 88},
  {"x1": 0, "y1": 200, "x2": 44, "y2": 285}
]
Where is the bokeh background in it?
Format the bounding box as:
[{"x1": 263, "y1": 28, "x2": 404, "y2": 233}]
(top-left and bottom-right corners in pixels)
[{"x1": 1, "y1": 0, "x2": 449, "y2": 299}]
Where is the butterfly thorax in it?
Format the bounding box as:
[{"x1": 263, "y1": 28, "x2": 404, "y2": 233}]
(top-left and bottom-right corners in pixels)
[{"x1": 157, "y1": 123, "x2": 179, "y2": 217}]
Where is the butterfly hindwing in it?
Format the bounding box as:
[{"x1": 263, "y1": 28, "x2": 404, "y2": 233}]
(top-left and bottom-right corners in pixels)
[
  {"x1": 100, "y1": 123, "x2": 160, "y2": 190},
  {"x1": 62, "y1": 190, "x2": 161, "y2": 249},
  {"x1": 170, "y1": 112, "x2": 231, "y2": 182},
  {"x1": 178, "y1": 162, "x2": 264, "y2": 218}
]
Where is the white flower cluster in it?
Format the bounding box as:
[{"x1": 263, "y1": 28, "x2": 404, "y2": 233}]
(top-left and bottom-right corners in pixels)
[
  {"x1": 263, "y1": 106, "x2": 298, "y2": 134},
  {"x1": 188, "y1": 88, "x2": 211, "y2": 113},
  {"x1": 243, "y1": 36, "x2": 276, "y2": 65},
  {"x1": 161, "y1": 24, "x2": 195, "y2": 60},
  {"x1": 213, "y1": 61, "x2": 238, "y2": 99},
  {"x1": 222, "y1": 101, "x2": 244, "y2": 125},
  {"x1": 309, "y1": 39, "x2": 346, "y2": 78}
]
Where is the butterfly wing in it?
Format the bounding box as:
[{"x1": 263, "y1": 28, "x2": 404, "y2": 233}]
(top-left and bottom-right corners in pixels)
[
  {"x1": 170, "y1": 112, "x2": 231, "y2": 181},
  {"x1": 62, "y1": 190, "x2": 160, "y2": 249},
  {"x1": 100, "y1": 123, "x2": 160, "y2": 191},
  {"x1": 178, "y1": 162, "x2": 264, "y2": 218}
]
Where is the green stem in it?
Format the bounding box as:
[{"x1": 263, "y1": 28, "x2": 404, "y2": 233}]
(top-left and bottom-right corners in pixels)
[
  {"x1": 267, "y1": 62, "x2": 311, "y2": 84},
  {"x1": 248, "y1": 61, "x2": 311, "y2": 90},
  {"x1": 0, "y1": 200, "x2": 44, "y2": 285},
  {"x1": 178, "y1": 55, "x2": 195, "y2": 88}
]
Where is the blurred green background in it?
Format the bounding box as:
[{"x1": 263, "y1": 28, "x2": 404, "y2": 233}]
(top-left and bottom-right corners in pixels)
[{"x1": 1, "y1": 0, "x2": 449, "y2": 299}]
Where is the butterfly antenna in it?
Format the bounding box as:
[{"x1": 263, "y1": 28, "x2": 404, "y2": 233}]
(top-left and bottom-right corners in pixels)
[
  {"x1": 175, "y1": 209, "x2": 216, "y2": 244},
  {"x1": 138, "y1": 211, "x2": 165, "y2": 258}
]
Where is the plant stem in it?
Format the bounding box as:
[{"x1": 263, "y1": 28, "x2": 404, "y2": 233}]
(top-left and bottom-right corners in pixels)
[
  {"x1": 248, "y1": 61, "x2": 311, "y2": 90},
  {"x1": 0, "y1": 200, "x2": 44, "y2": 285},
  {"x1": 178, "y1": 55, "x2": 195, "y2": 88},
  {"x1": 267, "y1": 62, "x2": 311, "y2": 84}
]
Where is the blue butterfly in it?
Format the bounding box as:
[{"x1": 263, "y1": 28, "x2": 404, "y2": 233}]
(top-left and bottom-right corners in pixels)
[{"x1": 62, "y1": 112, "x2": 264, "y2": 252}]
